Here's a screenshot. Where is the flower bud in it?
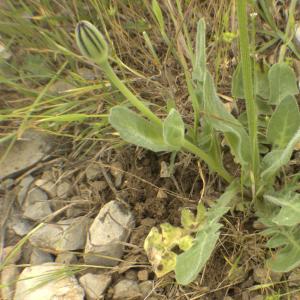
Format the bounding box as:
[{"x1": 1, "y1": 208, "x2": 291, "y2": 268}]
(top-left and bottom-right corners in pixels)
[{"x1": 75, "y1": 20, "x2": 108, "y2": 64}]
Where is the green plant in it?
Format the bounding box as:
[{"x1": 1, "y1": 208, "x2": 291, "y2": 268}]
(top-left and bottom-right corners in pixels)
[{"x1": 75, "y1": 1, "x2": 300, "y2": 285}]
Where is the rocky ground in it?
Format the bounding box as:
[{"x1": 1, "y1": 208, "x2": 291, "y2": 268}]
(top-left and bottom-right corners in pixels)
[
  {"x1": 1, "y1": 132, "x2": 300, "y2": 299},
  {"x1": 0, "y1": 129, "x2": 182, "y2": 299}
]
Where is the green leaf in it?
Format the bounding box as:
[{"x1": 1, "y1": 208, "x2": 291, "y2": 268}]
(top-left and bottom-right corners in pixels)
[
  {"x1": 267, "y1": 233, "x2": 300, "y2": 272},
  {"x1": 175, "y1": 180, "x2": 239, "y2": 285},
  {"x1": 267, "y1": 96, "x2": 300, "y2": 149},
  {"x1": 152, "y1": 0, "x2": 165, "y2": 33},
  {"x1": 265, "y1": 193, "x2": 300, "y2": 226},
  {"x1": 192, "y1": 19, "x2": 206, "y2": 83},
  {"x1": 203, "y1": 71, "x2": 251, "y2": 166},
  {"x1": 109, "y1": 106, "x2": 174, "y2": 152},
  {"x1": 163, "y1": 109, "x2": 184, "y2": 150},
  {"x1": 268, "y1": 63, "x2": 298, "y2": 105},
  {"x1": 266, "y1": 234, "x2": 287, "y2": 248},
  {"x1": 232, "y1": 63, "x2": 270, "y2": 99},
  {"x1": 175, "y1": 223, "x2": 221, "y2": 285},
  {"x1": 231, "y1": 63, "x2": 244, "y2": 99},
  {"x1": 261, "y1": 128, "x2": 300, "y2": 181}
]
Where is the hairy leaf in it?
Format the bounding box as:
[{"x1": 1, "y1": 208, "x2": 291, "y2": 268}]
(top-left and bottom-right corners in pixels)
[
  {"x1": 175, "y1": 181, "x2": 240, "y2": 285},
  {"x1": 203, "y1": 71, "x2": 251, "y2": 166},
  {"x1": 175, "y1": 223, "x2": 221, "y2": 285},
  {"x1": 192, "y1": 19, "x2": 206, "y2": 83},
  {"x1": 232, "y1": 63, "x2": 270, "y2": 99},
  {"x1": 267, "y1": 96, "x2": 300, "y2": 149},
  {"x1": 268, "y1": 63, "x2": 298, "y2": 105},
  {"x1": 109, "y1": 106, "x2": 174, "y2": 152},
  {"x1": 267, "y1": 230, "x2": 300, "y2": 273},
  {"x1": 266, "y1": 233, "x2": 287, "y2": 248},
  {"x1": 261, "y1": 128, "x2": 300, "y2": 181},
  {"x1": 163, "y1": 109, "x2": 184, "y2": 149},
  {"x1": 265, "y1": 193, "x2": 300, "y2": 226}
]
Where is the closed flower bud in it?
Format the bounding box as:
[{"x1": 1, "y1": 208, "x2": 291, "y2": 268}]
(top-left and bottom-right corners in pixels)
[{"x1": 75, "y1": 20, "x2": 108, "y2": 64}]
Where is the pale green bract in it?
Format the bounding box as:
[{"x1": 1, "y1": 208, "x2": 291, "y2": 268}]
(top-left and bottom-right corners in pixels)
[{"x1": 75, "y1": 20, "x2": 108, "y2": 64}]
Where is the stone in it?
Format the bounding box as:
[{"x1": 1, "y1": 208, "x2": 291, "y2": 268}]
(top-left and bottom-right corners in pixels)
[
  {"x1": 10, "y1": 217, "x2": 33, "y2": 236},
  {"x1": 289, "y1": 268, "x2": 300, "y2": 287},
  {"x1": 78, "y1": 67, "x2": 96, "y2": 80},
  {"x1": 66, "y1": 205, "x2": 84, "y2": 218},
  {"x1": 23, "y1": 187, "x2": 52, "y2": 221},
  {"x1": 55, "y1": 252, "x2": 78, "y2": 264},
  {"x1": 113, "y1": 279, "x2": 142, "y2": 300},
  {"x1": 48, "y1": 80, "x2": 75, "y2": 94},
  {"x1": 35, "y1": 175, "x2": 57, "y2": 198},
  {"x1": 86, "y1": 165, "x2": 101, "y2": 181},
  {"x1": 90, "y1": 181, "x2": 107, "y2": 192},
  {"x1": 125, "y1": 270, "x2": 138, "y2": 281},
  {"x1": 0, "y1": 178, "x2": 14, "y2": 191},
  {"x1": 0, "y1": 130, "x2": 53, "y2": 180},
  {"x1": 13, "y1": 263, "x2": 85, "y2": 300},
  {"x1": 251, "y1": 296, "x2": 264, "y2": 300},
  {"x1": 110, "y1": 162, "x2": 124, "y2": 188},
  {"x1": 79, "y1": 273, "x2": 111, "y2": 300},
  {"x1": 157, "y1": 189, "x2": 168, "y2": 199},
  {"x1": 84, "y1": 201, "x2": 135, "y2": 266},
  {"x1": 292, "y1": 292, "x2": 300, "y2": 300},
  {"x1": 30, "y1": 216, "x2": 90, "y2": 252},
  {"x1": 17, "y1": 175, "x2": 34, "y2": 205},
  {"x1": 253, "y1": 267, "x2": 282, "y2": 284},
  {"x1": 0, "y1": 41, "x2": 12, "y2": 60},
  {"x1": 57, "y1": 181, "x2": 72, "y2": 199},
  {"x1": 139, "y1": 280, "x2": 153, "y2": 297},
  {"x1": 1, "y1": 246, "x2": 21, "y2": 264},
  {"x1": 30, "y1": 248, "x2": 53, "y2": 265},
  {"x1": 1, "y1": 265, "x2": 19, "y2": 300},
  {"x1": 137, "y1": 269, "x2": 149, "y2": 281}
]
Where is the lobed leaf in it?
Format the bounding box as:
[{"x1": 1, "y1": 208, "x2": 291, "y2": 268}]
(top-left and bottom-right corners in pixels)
[
  {"x1": 265, "y1": 193, "x2": 300, "y2": 226},
  {"x1": 175, "y1": 180, "x2": 240, "y2": 285},
  {"x1": 261, "y1": 128, "x2": 300, "y2": 181},
  {"x1": 203, "y1": 71, "x2": 251, "y2": 166},
  {"x1": 267, "y1": 236, "x2": 300, "y2": 273}
]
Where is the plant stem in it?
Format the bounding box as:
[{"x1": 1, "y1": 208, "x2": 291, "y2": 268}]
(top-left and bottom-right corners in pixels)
[
  {"x1": 182, "y1": 139, "x2": 233, "y2": 183},
  {"x1": 237, "y1": 0, "x2": 260, "y2": 190},
  {"x1": 100, "y1": 60, "x2": 233, "y2": 183},
  {"x1": 100, "y1": 61, "x2": 162, "y2": 126}
]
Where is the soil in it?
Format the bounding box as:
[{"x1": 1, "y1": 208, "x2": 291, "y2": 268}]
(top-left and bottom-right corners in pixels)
[{"x1": 1, "y1": 137, "x2": 285, "y2": 299}]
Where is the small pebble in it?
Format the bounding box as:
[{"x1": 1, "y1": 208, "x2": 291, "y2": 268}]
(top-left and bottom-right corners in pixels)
[
  {"x1": 55, "y1": 252, "x2": 78, "y2": 264},
  {"x1": 1, "y1": 246, "x2": 21, "y2": 264},
  {"x1": 57, "y1": 181, "x2": 72, "y2": 199},
  {"x1": 113, "y1": 279, "x2": 142, "y2": 300},
  {"x1": 137, "y1": 269, "x2": 149, "y2": 281},
  {"x1": 30, "y1": 248, "x2": 53, "y2": 265},
  {"x1": 139, "y1": 280, "x2": 153, "y2": 297},
  {"x1": 125, "y1": 269, "x2": 138, "y2": 281}
]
